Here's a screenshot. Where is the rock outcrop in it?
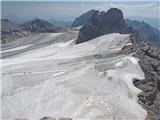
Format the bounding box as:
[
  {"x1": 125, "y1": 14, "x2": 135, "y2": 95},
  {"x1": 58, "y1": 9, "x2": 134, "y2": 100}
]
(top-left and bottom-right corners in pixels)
[
  {"x1": 75, "y1": 8, "x2": 160, "y2": 119},
  {"x1": 72, "y1": 9, "x2": 97, "y2": 27},
  {"x1": 76, "y1": 8, "x2": 130, "y2": 44},
  {"x1": 40, "y1": 117, "x2": 72, "y2": 120},
  {"x1": 121, "y1": 36, "x2": 160, "y2": 120},
  {"x1": 73, "y1": 9, "x2": 160, "y2": 45},
  {"x1": 14, "y1": 117, "x2": 72, "y2": 120}
]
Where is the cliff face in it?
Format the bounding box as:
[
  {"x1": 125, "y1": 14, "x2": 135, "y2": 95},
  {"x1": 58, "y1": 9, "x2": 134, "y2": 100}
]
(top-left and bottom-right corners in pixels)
[
  {"x1": 72, "y1": 9, "x2": 97, "y2": 27},
  {"x1": 76, "y1": 8, "x2": 129, "y2": 44},
  {"x1": 73, "y1": 9, "x2": 160, "y2": 46}
]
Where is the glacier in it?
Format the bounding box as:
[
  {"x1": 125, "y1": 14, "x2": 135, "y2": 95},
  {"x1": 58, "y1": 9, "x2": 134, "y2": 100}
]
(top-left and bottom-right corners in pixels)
[{"x1": 1, "y1": 32, "x2": 147, "y2": 120}]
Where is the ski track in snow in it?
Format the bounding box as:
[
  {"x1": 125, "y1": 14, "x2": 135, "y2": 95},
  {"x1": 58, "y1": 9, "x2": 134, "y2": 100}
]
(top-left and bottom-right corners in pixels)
[{"x1": 1, "y1": 32, "x2": 147, "y2": 120}]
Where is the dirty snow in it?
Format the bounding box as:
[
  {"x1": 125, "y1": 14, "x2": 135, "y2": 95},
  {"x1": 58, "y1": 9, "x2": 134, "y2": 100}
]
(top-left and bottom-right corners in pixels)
[{"x1": 1, "y1": 32, "x2": 147, "y2": 120}]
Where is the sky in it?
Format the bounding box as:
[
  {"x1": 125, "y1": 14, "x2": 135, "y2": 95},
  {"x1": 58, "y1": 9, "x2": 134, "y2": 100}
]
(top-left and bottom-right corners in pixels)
[{"x1": 1, "y1": 1, "x2": 160, "y2": 22}]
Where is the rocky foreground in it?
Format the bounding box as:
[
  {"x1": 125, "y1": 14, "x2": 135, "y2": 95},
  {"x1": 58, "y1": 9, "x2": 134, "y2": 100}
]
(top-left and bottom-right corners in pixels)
[
  {"x1": 75, "y1": 8, "x2": 160, "y2": 120},
  {"x1": 122, "y1": 36, "x2": 160, "y2": 120}
]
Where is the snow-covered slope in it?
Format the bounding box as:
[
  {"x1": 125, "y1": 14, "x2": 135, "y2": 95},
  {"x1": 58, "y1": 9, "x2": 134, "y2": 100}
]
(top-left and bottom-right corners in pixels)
[{"x1": 1, "y1": 33, "x2": 147, "y2": 120}]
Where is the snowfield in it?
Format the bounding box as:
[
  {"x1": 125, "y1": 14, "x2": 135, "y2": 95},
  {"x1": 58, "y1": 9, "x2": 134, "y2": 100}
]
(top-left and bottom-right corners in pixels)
[{"x1": 1, "y1": 32, "x2": 147, "y2": 120}]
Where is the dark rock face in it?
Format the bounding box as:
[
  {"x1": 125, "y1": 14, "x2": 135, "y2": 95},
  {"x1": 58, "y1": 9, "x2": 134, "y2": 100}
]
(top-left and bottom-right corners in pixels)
[
  {"x1": 73, "y1": 9, "x2": 160, "y2": 46},
  {"x1": 72, "y1": 9, "x2": 97, "y2": 27},
  {"x1": 40, "y1": 117, "x2": 72, "y2": 120},
  {"x1": 40, "y1": 116, "x2": 56, "y2": 120},
  {"x1": 76, "y1": 8, "x2": 129, "y2": 44}
]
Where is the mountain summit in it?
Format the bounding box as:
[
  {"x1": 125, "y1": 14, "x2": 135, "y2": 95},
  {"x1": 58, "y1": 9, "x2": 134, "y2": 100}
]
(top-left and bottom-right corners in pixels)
[
  {"x1": 76, "y1": 8, "x2": 129, "y2": 44},
  {"x1": 74, "y1": 8, "x2": 160, "y2": 45},
  {"x1": 72, "y1": 9, "x2": 97, "y2": 27},
  {"x1": 74, "y1": 9, "x2": 160, "y2": 119},
  {"x1": 21, "y1": 18, "x2": 55, "y2": 33}
]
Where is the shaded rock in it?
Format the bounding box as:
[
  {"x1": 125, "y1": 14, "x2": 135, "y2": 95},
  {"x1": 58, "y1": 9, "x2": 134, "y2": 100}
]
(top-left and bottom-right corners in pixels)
[
  {"x1": 73, "y1": 9, "x2": 160, "y2": 46},
  {"x1": 76, "y1": 8, "x2": 129, "y2": 44},
  {"x1": 126, "y1": 36, "x2": 160, "y2": 120},
  {"x1": 14, "y1": 118, "x2": 29, "y2": 120},
  {"x1": 40, "y1": 116, "x2": 56, "y2": 120},
  {"x1": 72, "y1": 9, "x2": 97, "y2": 27},
  {"x1": 126, "y1": 19, "x2": 160, "y2": 46},
  {"x1": 40, "y1": 117, "x2": 72, "y2": 120},
  {"x1": 57, "y1": 118, "x2": 72, "y2": 120}
]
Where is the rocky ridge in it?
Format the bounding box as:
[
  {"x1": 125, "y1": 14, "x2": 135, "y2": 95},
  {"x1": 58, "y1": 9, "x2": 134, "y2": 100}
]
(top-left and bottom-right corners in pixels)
[
  {"x1": 72, "y1": 9, "x2": 97, "y2": 27},
  {"x1": 73, "y1": 9, "x2": 160, "y2": 46},
  {"x1": 75, "y1": 8, "x2": 160, "y2": 120},
  {"x1": 1, "y1": 18, "x2": 56, "y2": 44},
  {"x1": 120, "y1": 35, "x2": 160, "y2": 120},
  {"x1": 76, "y1": 8, "x2": 130, "y2": 44},
  {"x1": 126, "y1": 19, "x2": 160, "y2": 46}
]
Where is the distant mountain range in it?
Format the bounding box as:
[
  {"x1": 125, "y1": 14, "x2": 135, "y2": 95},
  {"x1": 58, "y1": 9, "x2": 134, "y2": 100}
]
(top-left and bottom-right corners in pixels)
[
  {"x1": 1, "y1": 18, "x2": 69, "y2": 44},
  {"x1": 128, "y1": 16, "x2": 160, "y2": 31},
  {"x1": 126, "y1": 19, "x2": 160, "y2": 46},
  {"x1": 21, "y1": 18, "x2": 55, "y2": 33},
  {"x1": 72, "y1": 9, "x2": 160, "y2": 46},
  {"x1": 1, "y1": 10, "x2": 160, "y2": 46},
  {"x1": 48, "y1": 19, "x2": 72, "y2": 27}
]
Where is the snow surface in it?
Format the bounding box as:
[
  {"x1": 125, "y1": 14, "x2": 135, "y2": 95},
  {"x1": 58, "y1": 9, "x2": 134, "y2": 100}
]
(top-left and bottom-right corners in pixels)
[
  {"x1": 1, "y1": 32, "x2": 147, "y2": 120},
  {"x1": 0, "y1": 45, "x2": 31, "y2": 54}
]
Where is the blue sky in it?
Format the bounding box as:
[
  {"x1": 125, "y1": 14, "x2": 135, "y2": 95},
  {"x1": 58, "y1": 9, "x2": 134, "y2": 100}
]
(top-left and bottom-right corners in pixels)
[{"x1": 1, "y1": 1, "x2": 160, "y2": 21}]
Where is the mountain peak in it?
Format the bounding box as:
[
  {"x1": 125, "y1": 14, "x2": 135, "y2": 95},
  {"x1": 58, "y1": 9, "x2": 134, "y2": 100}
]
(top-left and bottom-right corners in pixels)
[
  {"x1": 72, "y1": 9, "x2": 98, "y2": 27},
  {"x1": 75, "y1": 8, "x2": 160, "y2": 45},
  {"x1": 24, "y1": 18, "x2": 53, "y2": 26},
  {"x1": 1, "y1": 19, "x2": 10, "y2": 22},
  {"x1": 106, "y1": 8, "x2": 123, "y2": 21},
  {"x1": 107, "y1": 8, "x2": 122, "y2": 13},
  {"x1": 76, "y1": 8, "x2": 127, "y2": 44},
  {"x1": 21, "y1": 18, "x2": 54, "y2": 33}
]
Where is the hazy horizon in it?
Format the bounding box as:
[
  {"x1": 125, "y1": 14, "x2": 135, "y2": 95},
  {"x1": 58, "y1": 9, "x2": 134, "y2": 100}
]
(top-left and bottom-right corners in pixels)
[
  {"x1": 2, "y1": 1, "x2": 160, "y2": 21},
  {"x1": 1, "y1": 1, "x2": 160, "y2": 30}
]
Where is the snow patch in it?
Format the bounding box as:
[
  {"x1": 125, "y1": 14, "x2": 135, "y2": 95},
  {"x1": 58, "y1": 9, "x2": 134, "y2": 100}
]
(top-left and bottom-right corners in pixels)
[{"x1": 1, "y1": 33, "x2": 147, "y2": 120}]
